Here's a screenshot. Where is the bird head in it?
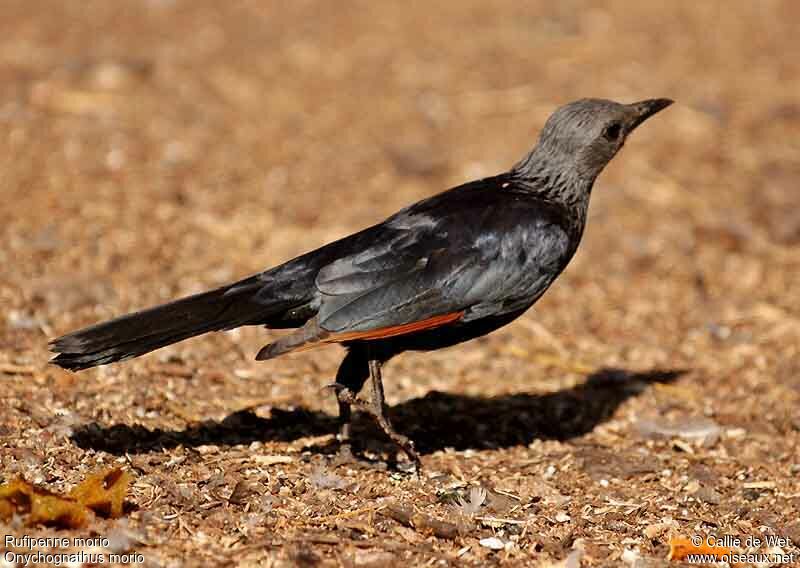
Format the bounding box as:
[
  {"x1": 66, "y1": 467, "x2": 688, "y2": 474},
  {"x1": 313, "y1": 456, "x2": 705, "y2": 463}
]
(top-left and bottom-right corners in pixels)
[{"x1": 531, "y1": 98, "x2": 673, "y2": 182}]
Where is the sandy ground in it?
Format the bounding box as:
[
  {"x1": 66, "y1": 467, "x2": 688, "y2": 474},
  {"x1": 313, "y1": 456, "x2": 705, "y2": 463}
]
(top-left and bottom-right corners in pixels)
[{"x1": 2, "y1": 1, "x2": 800, "y2": 566}]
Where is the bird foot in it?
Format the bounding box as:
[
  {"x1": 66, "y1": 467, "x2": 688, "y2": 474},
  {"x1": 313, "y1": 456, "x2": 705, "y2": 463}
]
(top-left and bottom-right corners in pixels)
[
  {"x1": 334, "y1": 386, "x2": 374, "y2": 414},
  {"x1": 383, "y1": 430, "x2": 421, "y2": 472},
  {"x1": 333, "y1": 442, "x2": 357, "y2": 465},
  {"x1": 334, "y1": 385, "x2": 421, "y2": 470}
]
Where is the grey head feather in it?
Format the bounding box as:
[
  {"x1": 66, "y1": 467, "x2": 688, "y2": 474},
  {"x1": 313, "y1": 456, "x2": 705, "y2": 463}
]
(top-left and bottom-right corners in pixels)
[{"x1": 511, "y1": 98, "x2": 673, "y2": 207}]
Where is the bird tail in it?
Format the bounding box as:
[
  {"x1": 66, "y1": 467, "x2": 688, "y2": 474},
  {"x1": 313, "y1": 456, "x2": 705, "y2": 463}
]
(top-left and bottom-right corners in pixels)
[{"x1": 49, "y1": 275, "x2": 280, "y2": 371}]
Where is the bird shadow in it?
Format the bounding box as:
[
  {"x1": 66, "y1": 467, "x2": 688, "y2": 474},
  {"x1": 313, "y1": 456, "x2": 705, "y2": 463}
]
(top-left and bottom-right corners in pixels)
[{"x1": 71, "y1": 367, "x2": 685, "y2": 456}]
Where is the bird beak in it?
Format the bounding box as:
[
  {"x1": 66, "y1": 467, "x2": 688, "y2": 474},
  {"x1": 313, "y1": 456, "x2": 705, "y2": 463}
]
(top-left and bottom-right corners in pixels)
[{"x1": 628, "y1": 98, "x2": 674, "y2": 130}]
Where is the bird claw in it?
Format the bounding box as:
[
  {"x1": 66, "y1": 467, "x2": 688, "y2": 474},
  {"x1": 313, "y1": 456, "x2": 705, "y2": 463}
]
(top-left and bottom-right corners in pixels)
[
  {"x1": 385, "y1": 431, "x2": 421, "y2": 471},
  {"x1": 339, "y1": 391, "x2": 421, "y2": 469},
  {"x1": 330, "y1": 371, "x2": 422, "y2": 470},
  {"x1": 335, "y1": 387, "x2": 372, "y2": 412},
  {"x1": 334, "y1": 442, "x2": 357, "y2": 465}
]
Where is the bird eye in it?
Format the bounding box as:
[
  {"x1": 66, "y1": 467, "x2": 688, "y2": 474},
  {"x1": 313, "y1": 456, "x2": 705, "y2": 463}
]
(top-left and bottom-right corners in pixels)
[{"x1": 603, "y1": 122, "x2": 622, "y2": 140}]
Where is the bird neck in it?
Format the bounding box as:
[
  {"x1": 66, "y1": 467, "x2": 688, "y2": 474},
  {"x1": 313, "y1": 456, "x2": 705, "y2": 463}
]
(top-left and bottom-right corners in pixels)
[{"x1": 509, "y1": 149, "x2": 594, "y2": 220}]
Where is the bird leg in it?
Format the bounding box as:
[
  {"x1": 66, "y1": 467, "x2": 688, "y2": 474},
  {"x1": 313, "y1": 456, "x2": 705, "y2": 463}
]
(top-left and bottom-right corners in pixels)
[
  {"x1": 330, "y1": 346, "x2": 420, "y2": 468},
  {"x1": 336, "y1": 393, "x2": 354, "y2": 461},
  {"x1": 365, "y1": 357, "x2": 421, "y2": 468},
  {"x1": 334, "y1": 386, "x2": 420, "y2": 468},
  {"x1": 330, "y1": 347, "x2": 369, "y2": 461}
]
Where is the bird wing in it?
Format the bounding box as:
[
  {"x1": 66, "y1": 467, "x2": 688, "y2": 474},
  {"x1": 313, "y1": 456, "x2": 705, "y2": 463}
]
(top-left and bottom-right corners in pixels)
[
  {"x1": 318, "y1": 208, "x2": 571, "y2": 329},
  {"x1": 257, "y1": 181, "x2": 574, "y2": 359}
]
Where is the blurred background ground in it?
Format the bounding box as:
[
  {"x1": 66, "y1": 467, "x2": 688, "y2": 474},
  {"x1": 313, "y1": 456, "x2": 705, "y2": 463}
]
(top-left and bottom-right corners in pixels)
[{"x1": 1, "y1": 1, "x2": 799, "y2": 566}]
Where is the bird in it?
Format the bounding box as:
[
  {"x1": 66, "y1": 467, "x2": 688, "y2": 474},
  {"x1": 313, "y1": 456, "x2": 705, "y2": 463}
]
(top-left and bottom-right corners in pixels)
[{"x1": 50, "y1": 97, "x2": 673, "y2": 468}]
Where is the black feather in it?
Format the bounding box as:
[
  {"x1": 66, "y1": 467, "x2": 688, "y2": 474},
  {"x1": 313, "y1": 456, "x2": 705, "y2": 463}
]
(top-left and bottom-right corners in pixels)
[{"x1": 49, "y1": 275, "x2": 285, "y2": 371}]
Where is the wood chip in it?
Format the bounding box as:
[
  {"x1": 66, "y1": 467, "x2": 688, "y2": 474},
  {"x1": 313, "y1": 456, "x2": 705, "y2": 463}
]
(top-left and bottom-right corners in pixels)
[
  {"x1": 743, "y1": 481, "x2": 776, "y2": 490},
  {"x1": 475, "y1": 516, "x2": 527, "y2": 527},
  {"x1": 254, "y1": 455, "x2": 293, "y2": 466},
  {"x1": 0, "y1": 363, "x2": 36, "y2": 375},
  {"x1": 381, "y1": 503, "x2": 460, "y2": 540},
  {"x1": 148, "y1": 363, "x2": 195, "y2": 378},
  {"x1": 479, "y1": 537, "x2": 505, "y2": 550}
]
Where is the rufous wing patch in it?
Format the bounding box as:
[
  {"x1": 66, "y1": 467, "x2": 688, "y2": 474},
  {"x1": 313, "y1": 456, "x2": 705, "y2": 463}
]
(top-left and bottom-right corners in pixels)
[
  {"x1": 327, "y1": 311, "x2": 464, "y2": 341},
  {"x1": 256, "y1": 311, "x2": 464, "y2": 360}
]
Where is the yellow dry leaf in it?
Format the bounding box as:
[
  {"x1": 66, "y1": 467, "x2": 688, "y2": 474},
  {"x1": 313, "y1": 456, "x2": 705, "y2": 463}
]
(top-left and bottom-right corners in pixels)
[
  {"x1": 0, "y1": 467, "x2": 132, "y2": 528},
  {"x1": 70, "y1": 467, "x2": 132, "y2": 518},
  {"x1": 0, "y1": 477, "x2": 89, "y2": 528}
]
